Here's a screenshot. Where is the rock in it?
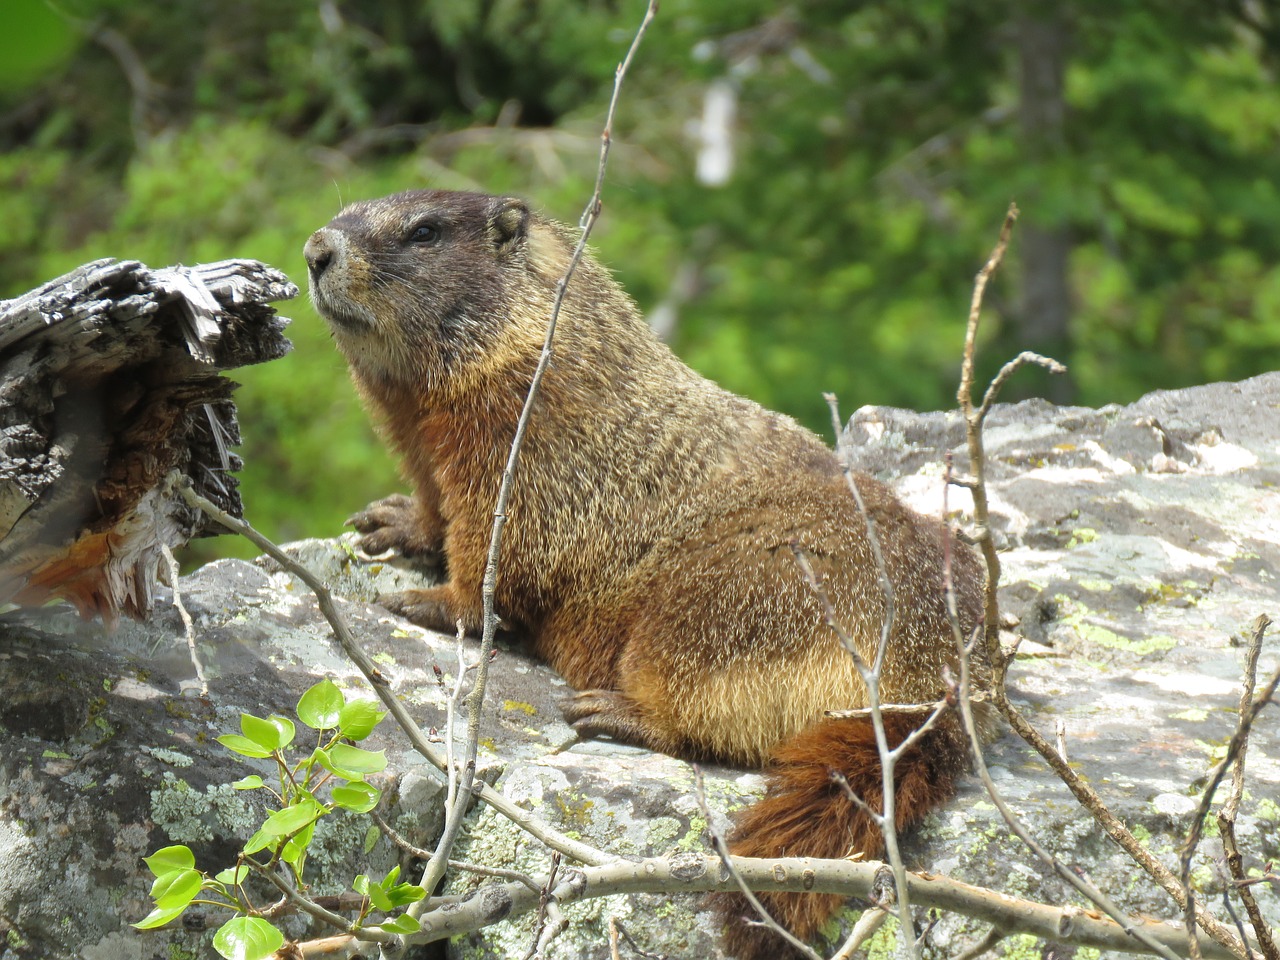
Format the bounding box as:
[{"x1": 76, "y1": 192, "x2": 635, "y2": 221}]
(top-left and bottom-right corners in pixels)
[{"x1": 1, "y1": 374, "x2": 1278, "y2": 960}]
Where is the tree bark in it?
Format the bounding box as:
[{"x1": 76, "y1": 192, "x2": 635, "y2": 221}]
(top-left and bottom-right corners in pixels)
[{"x1": 0, "y1": 258, "x2": 295, "y2": 623}]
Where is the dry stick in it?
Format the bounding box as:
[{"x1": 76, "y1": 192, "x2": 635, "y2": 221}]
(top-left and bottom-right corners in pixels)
[
  {"x1": 951, "y1": 620, "x2": 1183, "y2": 960},
  {"x1": 790, "y1": 542, "x2": 944, "y2": 959},
  {"x1": 523, "y1": 853, "x2": 567, "y2": 960},
  {"x1": 692, "y1": 767, "x2": 824, "y2": 960},
  {"x1": 790, "y1": 391, "x2": 924, "y2": 959},
  {"x1": 1185, "y1": 615, "x2": 1278, "y2": 960},
  {"x1": 829, "y1": 905, "x2": 889, "y2": 960},
  {"x1": 159, "y1": 541, "x2": 208, "y2": 697},
  {"x1": 954, "y1": 204, "x2": 1252, "y2": 960},
  {"x1": 411, "y1": 0, "x2": 658, "y2": 911},
  {"x1": 173, "y1": 480, "x2": 611, "y2": 877},
  {"x1": 952, "y1": 924, "x2": 1007, "y2": 960}
]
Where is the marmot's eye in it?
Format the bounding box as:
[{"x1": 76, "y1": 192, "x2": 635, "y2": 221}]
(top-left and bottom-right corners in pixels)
[{"x1": 409, "y1": 223, "x2": 439, "y2": 244}]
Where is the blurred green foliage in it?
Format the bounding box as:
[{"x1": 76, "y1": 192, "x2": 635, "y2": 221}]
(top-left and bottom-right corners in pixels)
[{"x1": 2, "y1": 0, "x2": 1278, "y2": 563}]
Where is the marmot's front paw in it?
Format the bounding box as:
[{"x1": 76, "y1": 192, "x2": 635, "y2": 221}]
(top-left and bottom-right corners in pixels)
[
  {"x1": 348, "y1": 494, "x2": 440, "y2": 558},
  {"x1": 375, "y1": 586, "x2": 492, "y2": 636},
  {"x1": 561, "y1": 689, "x2": 666, "y2": 752},
  {"x1": 376, "y1": 587, "x2": 458, "y2": 632}
]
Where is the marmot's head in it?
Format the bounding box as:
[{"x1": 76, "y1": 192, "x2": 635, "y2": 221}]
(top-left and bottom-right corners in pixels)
[{"x1": 305, "y1": 190, "x2": 566, "y2": 391}]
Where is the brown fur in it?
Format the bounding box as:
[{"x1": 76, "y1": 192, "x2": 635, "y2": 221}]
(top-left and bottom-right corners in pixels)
[
  {"x1": 304, "y1": 190, "x2": 988, "y2": 957},
  {"x1": 711, "y1": 713, "x2": 970, "y2": 959}
]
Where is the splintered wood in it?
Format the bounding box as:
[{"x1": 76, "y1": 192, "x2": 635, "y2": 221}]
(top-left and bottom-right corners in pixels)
[{"x1": 0, "y1": 258, "x2": 295, "y2": 623}]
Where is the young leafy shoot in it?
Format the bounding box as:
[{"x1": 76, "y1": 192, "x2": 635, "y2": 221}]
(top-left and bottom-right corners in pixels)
[{"x1": 137, "y1": 678, "x2": 398, "y2": 947}]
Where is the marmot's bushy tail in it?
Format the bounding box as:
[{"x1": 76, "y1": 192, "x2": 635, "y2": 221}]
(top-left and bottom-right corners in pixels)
[{"x1": 709, "y1": 712, "x2": 969, "y2": 960}]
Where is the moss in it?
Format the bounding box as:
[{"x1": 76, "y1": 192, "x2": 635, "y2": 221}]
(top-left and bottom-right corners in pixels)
[
  {"x1": 1053, "y1": 595, "x2": 1175, "y2": 655},
  {"x1": 1066, "y1": 526, "x2": 1099, "y2": 548},
  {"x1": 863, "y1": 914, "x2": 900, "y2": 960},
  {"x1": 1255, "y1": 797, "x2": 1280, "y2": 821},
  {"x1": 1000, "y1": 933, "x2": 1042, "y2": 959},
  {"x1": 502, "y1": 700, "x2": 536, "y2": 716}
]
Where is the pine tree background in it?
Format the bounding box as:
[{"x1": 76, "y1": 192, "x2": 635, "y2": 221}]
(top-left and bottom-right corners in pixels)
[{"x1": 3, "y1": 0, "x2": 1279, "y2": 562}]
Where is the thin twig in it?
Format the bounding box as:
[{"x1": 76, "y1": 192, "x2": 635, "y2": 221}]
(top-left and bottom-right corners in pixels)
[
  {"x1": 951, "y1": 619, "x2": 1183, "y2": 960},
  {"x1": 243, "y1": 860, "x2": 394, "y2": 944},
  {"x1": 411, "y1": 0, "x2": 658, "y2": 914},
  {"x1": 822, "y1": 391, "x2": 924, "y2": 956},
  {"x1": 953, "y1": 924, "x2": 1006, "y2": 960},
  {"x1": 952, "y1": 207, "x2": 1250, "y2": 960},
  {"x1": 829, "y1": 905, "x2": 889, "y2": 959},
  {"x1": 173, "y1": 479, "x2": 611, "y2": 874},
  {"x1": 1195, "y1": 615, "x2": 1278, "y2": 960},
  {"x1": 977, "y1": 351, "x2": 1066, "y2": 424},
  {"x1": 160, "y1": 542, "x2": 207, "y2": 697},
  {"x1": 523, "y1": 852, "x2": 566, "y2": 960}
]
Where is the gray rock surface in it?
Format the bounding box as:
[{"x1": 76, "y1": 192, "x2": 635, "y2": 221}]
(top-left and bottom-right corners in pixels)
[{"x1": 1, "y1": 373, "x2": 1278, "y2": 960}]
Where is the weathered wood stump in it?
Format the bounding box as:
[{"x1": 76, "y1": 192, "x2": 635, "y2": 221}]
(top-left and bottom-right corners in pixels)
[{"x1": 0, "y1": 258, "x2": 295, "y2": 622}]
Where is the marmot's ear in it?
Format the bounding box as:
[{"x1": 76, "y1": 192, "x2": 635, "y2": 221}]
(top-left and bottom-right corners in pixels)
[{"x1": 488, "y1": 197, "x2": 529, "y2": 256}]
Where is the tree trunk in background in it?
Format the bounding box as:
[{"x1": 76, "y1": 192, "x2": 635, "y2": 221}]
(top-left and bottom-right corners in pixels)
[{"x1": 1016, "y1": 6, "x2": 1075, "y2": 404}]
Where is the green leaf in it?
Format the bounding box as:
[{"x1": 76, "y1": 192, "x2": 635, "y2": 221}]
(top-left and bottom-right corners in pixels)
[
  {"x1": 149, "y1": 867, "x2": 202, "y2": 910},
  {"x1": 212, "y1": 916, "x2": 285, "y2": 960},
  {"x1": 320, "y1": 743, "x2": 386, "y2": 780},
  {"x1": 231, "y1": 775, "x2": 265, "y2": 790},
  {"x1": 352, "y1": 874, "x2": 370, "y2": 896},
  {"x1": 132, "y1": 904, "x2": 186, "y2": 930},
  {"x1": 280, "y1": 820, "x2": 315, "y2": 868},
  {"x1": 242, "y1": 826, "x2": 271, "y2": 856},
  {"x1": 143, "y1": 845, "x2": 196, "y2": 877},
  {"x1": 363, "y1": 824, "x2": 380, "y2": 854},
  {"x1": 365, "y1": 880, "x2": 393, "y2": 912},
  {"x1": 297, "y1": 678, "x2": 344, "y2": 730},
  {"x1": 259, "y1": 799, "x2": 324, "y2": 839},
  {"x1": 376, "y1": 913, "x2": 421, "y2": 934},
  {"x1": 240, "y1": 713, "x2": 295, "y2": 751},
  {"x1": 214, "y1": 865, "x2": 250, "y2": 886},
  {"x1": 338, "y1": 699, "x2": 386, "y2": 740},
  {"x1": 331, "y1": 780, "x2": 380, "y2": 813},
  {"x1": 385, "y1": 882, "x2": 426, "y2": 907},
  {"x1": 217, "y1": 734, "x2": 273, "y2": 759}
]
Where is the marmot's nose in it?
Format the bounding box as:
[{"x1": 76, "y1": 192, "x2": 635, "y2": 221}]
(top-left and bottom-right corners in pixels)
[{"x1": 304, "y1": 230, "x2": 336, "y2": 279}]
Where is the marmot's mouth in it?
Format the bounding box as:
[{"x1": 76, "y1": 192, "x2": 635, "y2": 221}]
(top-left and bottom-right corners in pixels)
[{"x1": 312, "y1": 290, "x2": 375, "y2": 334}]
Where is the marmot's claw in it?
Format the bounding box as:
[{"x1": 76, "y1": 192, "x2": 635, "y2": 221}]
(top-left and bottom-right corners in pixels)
[
  {"x1": 561, "y1": 689, "x2": 653, "y2": 749},
  {"x1": 348, "y1": 494, "x2": 441, "y2": 559}
]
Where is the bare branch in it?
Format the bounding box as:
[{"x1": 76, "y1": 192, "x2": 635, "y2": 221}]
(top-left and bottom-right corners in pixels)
[
  {"x1": 1186, "y1": 614, "x2": 1278, "y2": 960},
  {"x1": 951, "y1": 623, "x2": 1184, "y2": 960},
  {"x1": 159, "y1": 542, "x2": 207, "y2": 697},
  {"x1": 976, "y1": 350, "x2": 1067, "y2": 425},
  {"x1": 957, "y1": 202, "x2": 1019, "y2": 415},
  {"x1": 173, "y1": 478, "x2": 612, "y2": 873},
  {"x1": 952, "y1": 207, "x2": 1254, "y2": 959},
  {"x1": 323, "y1": 853, "x2": 1240, "y2": 957},
  {"x1": 244, "y1": 860, "x2": 393, "y2": 944},
  {"x1": 414, "y1": 0, "x2": 659, "y2": 913}
]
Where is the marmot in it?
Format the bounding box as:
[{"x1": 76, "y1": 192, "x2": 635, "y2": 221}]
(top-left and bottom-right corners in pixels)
[{"x1": 304, "y1": 190, "x2": 986, "y2": 960}]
